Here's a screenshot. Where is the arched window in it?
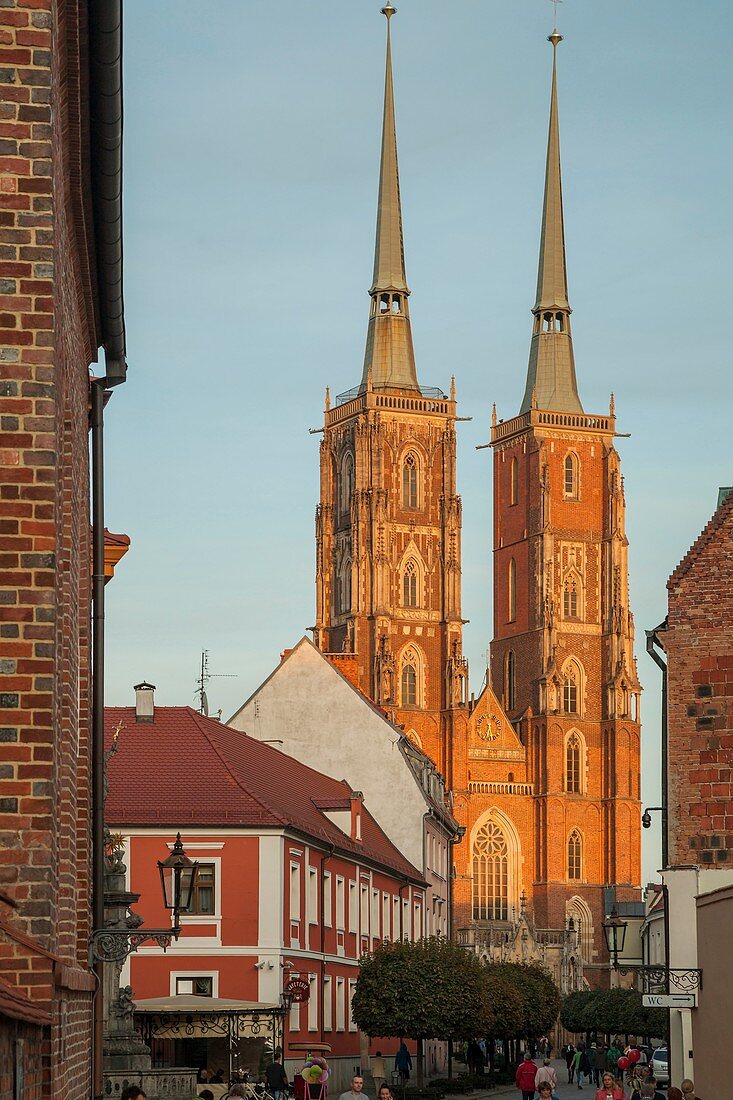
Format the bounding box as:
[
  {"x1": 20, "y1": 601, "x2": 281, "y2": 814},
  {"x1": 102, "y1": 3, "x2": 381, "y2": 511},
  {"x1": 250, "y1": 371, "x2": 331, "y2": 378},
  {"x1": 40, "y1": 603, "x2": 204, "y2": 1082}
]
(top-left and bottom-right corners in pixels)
[
  {"x1": 400, "y1": 645, "x2": 422, "y2": 708},
  {"x1": 564, "y1": 452, "x2": 579, "y2": 498},
  {"x1": 340, "y1": 558, "x2": 351, "y2": 614},
  {"x1": 567, "y1": 831, "x2": 582, "y2": 881},
  {"x1": 402, "y1": 451, "x2": 418, "y2": 509},
  {"x1": 340, "y1": 452, "x2": 354, "y2": 515},
  {"x1": 402, "y1": 559, "x2": 419, "y2": 608},
  {"x1": 505, "y1": 650, "x2": 516, "y2": 712},
  {"x1": 563, "y1": 574, "x2": 579, "y2": 619},
  {"x1": 508, "y1": 558, "x2": 516, "y2": 623},
  {"x1": 563, "y1": 661, "x2": 580, "y2": 715},
  {"x1": 509, "y1": 457, "x2": 518, "y2": 506},
  {"x1": 567, "y1": 896, "x2": 594, "y2": 962},
  {"x1": 566, "y1": 732, "x2": 582, "y2": 793},
  {"x1": 472, "y1": 821, "x2": 508, "y2": 921}
]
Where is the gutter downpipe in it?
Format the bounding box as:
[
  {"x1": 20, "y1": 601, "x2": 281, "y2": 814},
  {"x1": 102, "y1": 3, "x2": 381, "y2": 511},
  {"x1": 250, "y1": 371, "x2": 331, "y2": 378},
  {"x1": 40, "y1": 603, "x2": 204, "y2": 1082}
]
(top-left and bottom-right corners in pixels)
[
  {"x1": 646, "y1": 624, "x2": 670, "y2": 1066},
  {"x1": 91, "y1": 380, "x2": 106, "y2": 1100}
]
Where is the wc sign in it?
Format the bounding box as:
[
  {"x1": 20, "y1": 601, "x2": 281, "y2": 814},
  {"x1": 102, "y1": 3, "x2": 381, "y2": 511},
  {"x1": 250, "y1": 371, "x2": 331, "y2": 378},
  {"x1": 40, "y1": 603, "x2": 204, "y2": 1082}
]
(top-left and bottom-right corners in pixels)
[{"x1": 642, "y1": 993, "x2": 696, "y2": 1008}]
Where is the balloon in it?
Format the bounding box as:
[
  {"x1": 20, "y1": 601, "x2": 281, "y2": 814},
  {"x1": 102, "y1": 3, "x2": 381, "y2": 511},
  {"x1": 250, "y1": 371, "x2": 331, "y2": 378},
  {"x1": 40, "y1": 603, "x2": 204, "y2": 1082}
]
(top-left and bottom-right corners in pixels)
[
  {"x1": 617, "y1": 1056, "x2": 630, "y2": 1071},
  {"x1": 628, "y1": 1049, "x2": 640, "y2": 1064}
]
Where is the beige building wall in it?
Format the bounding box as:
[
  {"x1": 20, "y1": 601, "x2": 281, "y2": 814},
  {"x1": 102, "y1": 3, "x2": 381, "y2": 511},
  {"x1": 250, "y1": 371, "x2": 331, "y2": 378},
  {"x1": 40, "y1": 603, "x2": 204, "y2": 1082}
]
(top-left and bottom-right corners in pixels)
[{"x1": 694, "y1": 883, "x2": 733, "y2": 1097}]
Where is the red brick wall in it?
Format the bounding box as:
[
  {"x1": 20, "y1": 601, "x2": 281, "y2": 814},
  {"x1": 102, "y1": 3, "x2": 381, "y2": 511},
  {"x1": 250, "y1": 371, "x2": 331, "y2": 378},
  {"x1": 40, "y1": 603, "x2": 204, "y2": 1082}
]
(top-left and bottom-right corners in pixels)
[
  {"x1": 665, "y1": 498, "x2": 733, "y2": 867},
  {"x1": 0, "y1": 0, "x2": 96, "y2": 1094},
  {"x1": 0, "y1": 1018, "x2": 45, "y2": 1099}
]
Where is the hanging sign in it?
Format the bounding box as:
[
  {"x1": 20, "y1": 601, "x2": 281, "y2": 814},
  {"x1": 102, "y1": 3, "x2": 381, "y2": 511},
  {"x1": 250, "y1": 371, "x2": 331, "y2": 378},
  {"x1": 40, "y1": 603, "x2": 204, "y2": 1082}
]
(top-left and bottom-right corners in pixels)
[{"x1": 285, "y1": 977, "x2": 311, "y2": 1003}]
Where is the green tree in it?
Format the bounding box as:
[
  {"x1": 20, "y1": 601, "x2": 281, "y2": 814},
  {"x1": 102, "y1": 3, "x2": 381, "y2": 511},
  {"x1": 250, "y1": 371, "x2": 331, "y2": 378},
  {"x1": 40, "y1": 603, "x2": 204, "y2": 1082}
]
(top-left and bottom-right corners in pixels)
[
  {"x1": 561, "y1": 988, "x2": 666, "y2": 1041},
  {"x1": 481, "y1": 964, "x2": 524, "y2": 1039},
  {"x1": 352, "y1": 938, "x2": 494, "y2": 1084}
]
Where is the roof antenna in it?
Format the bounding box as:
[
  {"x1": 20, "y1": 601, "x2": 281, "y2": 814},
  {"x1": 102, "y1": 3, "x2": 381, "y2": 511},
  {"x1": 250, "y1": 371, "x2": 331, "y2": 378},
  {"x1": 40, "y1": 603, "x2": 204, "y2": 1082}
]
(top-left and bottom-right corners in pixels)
[{"x1": 195, "y1": 650, "x2": 238, "y2": 718}]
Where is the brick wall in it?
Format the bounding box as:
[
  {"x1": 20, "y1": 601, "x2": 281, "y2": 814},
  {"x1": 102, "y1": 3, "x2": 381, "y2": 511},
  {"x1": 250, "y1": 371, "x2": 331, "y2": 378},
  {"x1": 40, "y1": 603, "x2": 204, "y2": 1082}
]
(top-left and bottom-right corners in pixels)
[
  {"x1": 0, "y1": 0, "x2": 97, "y2": 1094},
  {"x1": 665, "y1": 497, "x2": 733, "y2": 867}
]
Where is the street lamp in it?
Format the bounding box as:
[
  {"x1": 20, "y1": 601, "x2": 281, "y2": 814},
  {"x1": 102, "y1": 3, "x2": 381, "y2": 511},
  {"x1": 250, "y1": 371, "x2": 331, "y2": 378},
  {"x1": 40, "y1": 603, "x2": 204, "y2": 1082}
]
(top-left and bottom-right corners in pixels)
[
  {"x1": 602, "y1": 906, "x2": 628, "y2": 968},
  {"x1": 90, "y1": 832, "x2": 199, "y2": 963},
  {"x1": 158, "y1": 832, "x2": 198, "y2": 928}
]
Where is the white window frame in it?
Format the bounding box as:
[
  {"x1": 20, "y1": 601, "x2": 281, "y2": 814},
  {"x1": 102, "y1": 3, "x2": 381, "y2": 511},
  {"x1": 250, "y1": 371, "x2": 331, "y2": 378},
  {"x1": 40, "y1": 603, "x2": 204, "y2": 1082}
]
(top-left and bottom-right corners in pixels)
[
  {"x1": 308, "y1": 973, "x2": 318, "y2": 1031},
  {"x1": 348, "y1": 978, "x2": 358, "y2": 1032},
  {"x1": 170, "y1": 971, "x2": 219, "y2": 998},
  {"x1": 307, "y1": 867, "x2": 318, "y2": 926},
  {"x1": 336, "y1": 876, "x2": 345, "y2": 931},
  {"x1": 336, "y1": 977, "x2": 345, "y2": 1032},
  {"x1": 323, "y1": 871, "x2": 332, "y2": 928},
  {"x1": 323, "y1": 975, "x2": 332, "y2": 1031},
  {"x1": 348, "y1": 881, "x2": 358, "y2": 932},
  {"x1": 290, "y1": 862, "x2": 301, "y2": 923}
]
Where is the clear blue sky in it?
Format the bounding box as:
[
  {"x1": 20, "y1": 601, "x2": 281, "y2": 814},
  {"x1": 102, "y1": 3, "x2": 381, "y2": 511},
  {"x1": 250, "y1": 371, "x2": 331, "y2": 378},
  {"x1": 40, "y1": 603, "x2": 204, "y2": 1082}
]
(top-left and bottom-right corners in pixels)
[{"x1": 106, "y1": 1, "x2": 733, "y2": 884}]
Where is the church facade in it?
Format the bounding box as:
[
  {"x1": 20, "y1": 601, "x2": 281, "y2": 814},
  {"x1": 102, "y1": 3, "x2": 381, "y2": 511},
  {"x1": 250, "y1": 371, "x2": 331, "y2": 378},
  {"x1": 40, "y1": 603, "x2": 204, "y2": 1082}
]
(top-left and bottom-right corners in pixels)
[{"x1": 314, "y1": 7, "x2": 641, "y2": 988}]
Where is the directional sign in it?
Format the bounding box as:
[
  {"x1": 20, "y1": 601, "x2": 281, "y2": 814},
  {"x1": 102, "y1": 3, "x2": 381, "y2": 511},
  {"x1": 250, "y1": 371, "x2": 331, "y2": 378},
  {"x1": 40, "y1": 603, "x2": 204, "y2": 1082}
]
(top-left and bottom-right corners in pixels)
[{"x1": 642, "y1": 993, "x2": 696, "y2": 1008}]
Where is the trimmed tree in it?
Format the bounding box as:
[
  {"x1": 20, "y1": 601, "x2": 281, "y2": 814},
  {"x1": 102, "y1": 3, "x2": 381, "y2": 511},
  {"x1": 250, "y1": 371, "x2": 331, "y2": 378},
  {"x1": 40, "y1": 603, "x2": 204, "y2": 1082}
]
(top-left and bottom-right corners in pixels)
[
  {"x1": 561, "y1": 988, "x2": 666, "y2": 1042},
  {"x1": 352, "y1": 938, "x2": 494, "y2": 1085}
]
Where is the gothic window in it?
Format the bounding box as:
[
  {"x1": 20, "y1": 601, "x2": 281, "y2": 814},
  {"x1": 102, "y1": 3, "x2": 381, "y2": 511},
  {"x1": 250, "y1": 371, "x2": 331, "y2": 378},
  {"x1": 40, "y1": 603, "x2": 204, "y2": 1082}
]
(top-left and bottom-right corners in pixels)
[
  {"x1": 400, "y1": 646, "x2": 422, "y2": 708},
  {"x1": 564, "y1": 452, "x2": 579, "y2": 498},
  {"x1": 563, "y1": 574, "x2": 579, "y2": 619},
  {"x1": 566, "y1": 732, "x2": 582, "y2": 793},
  {"x1": 402, "y1": 451, "x2": 419, "y2": 510},
  {"x1": 505, "y1": 650, "x2": 516, "y2": 712},
  {"x1": 340, "y1": 452, "x2": 354, "y2": 515},
  {"x1": 508, "y1": 558, "x2": 516, "y2": 623},
  {"x1": 567, "y1": 831, "x2": 582, "y2": 881},
  {"x1": 402, "y1": 559, "x2": 419, "y2": 608},
  {"x1": 472, "y1": 821, "x2": 509, "y2": 921},
  {"x1": 509, "y1": 457, "x2": 518, "y2": 506},
  {"x1": 340, "y1": 558, "x2": 351, "y2": 614},
  {"x1": 563, "y1": 661, "x2": 581, "y2": 715}
]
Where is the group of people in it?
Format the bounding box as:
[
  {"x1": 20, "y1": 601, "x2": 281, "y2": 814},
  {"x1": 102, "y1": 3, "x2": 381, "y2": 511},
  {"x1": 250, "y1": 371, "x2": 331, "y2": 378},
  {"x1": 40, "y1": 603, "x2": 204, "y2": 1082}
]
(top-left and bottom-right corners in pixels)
[{"x1": 516, "y1": 1049, "x2": 701, "y2": 1100}]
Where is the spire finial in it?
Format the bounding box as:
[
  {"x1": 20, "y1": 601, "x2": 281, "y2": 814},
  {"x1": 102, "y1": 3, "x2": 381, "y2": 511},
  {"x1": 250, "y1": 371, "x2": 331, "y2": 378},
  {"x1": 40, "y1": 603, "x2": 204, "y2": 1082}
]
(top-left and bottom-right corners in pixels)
[
  {"x1": 325, "y1": 385, "x2": 331, "y2": 411},
  {"x1": 548, "y1": 0, "x2": 563, "y2": 38},
  {"x1": 491, "y1": 403, "x2": 497, "y2": 428},
  {"x1": 609, "y1": 392, "x2": 615, "y2": 417},
  {"x1": 381, "y1": 1, "x2": 396, "y2": 18},
  {"x1": 450, "y1": 374, "x2": 456, "y2": 402}
]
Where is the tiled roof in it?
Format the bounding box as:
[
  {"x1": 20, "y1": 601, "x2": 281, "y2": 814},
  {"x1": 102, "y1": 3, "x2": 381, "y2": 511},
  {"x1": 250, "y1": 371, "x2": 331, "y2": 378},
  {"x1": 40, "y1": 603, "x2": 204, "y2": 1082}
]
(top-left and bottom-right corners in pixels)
[{"x1": 105, "y1": 707, "x2": 423, "y2": 883}]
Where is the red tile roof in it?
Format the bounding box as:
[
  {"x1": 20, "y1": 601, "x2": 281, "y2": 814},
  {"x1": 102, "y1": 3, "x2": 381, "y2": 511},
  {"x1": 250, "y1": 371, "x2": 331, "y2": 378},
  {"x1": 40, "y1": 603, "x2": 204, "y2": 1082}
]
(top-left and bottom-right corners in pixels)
[{"x1": 105, "y1": 707, "x2": 424, "y2": 883}]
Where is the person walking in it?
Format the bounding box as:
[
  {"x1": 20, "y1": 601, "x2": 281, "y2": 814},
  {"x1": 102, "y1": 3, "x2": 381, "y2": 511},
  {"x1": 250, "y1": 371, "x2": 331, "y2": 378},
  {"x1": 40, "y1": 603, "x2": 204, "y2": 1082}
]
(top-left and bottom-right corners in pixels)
[
  {"x1": 595, "y1": 1071, "x2": 625, "y2": 1100},
  {"x1": 681, "y1": 1079, "x2": 701, "y2": 1100},
  {"x1": 535, "y1": 1058, "x2": 557, "y2": 1093},
  {"x1": 563, "y1": 1043, "x2": 577, "y2": 1084},
  {"x1": 593, "y1": 1044, "x2": 608, "y2": 1087},
  {"x1": 537, "y1": 1083, "x2": 559, "y2": 1100},
  {"x1": 265, "y1": 1054, "x2": 289, "y2": 1100},
  {"x1": 339, "y1": 1076, "x2": 365, "y2": 1100},
  {"x1": 371, "y1": 1052, "x2": 386, "y2": 1098},
  {"x1": 515, "y1": 1053, "x2": 537, "y2": 1100},
  {"x1": 573, "y1": 1045, "x2": 588, "y2": 1090},
  {"x1": 395, "y1": 1044, "x2": 412, "y2": 1087}
]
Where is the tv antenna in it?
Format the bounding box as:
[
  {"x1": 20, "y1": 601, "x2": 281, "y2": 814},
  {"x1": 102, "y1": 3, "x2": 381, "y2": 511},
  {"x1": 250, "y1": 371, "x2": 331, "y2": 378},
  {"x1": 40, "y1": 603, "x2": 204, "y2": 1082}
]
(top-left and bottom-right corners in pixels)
[{"x1": 195, "y1": 650, "x2": 238, "y2": 717}]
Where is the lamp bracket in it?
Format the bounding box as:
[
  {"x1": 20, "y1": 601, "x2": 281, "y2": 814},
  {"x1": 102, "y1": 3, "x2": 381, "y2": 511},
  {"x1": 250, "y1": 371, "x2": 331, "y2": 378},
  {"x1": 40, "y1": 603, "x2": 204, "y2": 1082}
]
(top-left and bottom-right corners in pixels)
[
  {"x1": 90, "y1": 926, "x2": 180, "y2": 964},
  {"x1": 616, "y1": 965, "x2": 703, "y2": 993}
]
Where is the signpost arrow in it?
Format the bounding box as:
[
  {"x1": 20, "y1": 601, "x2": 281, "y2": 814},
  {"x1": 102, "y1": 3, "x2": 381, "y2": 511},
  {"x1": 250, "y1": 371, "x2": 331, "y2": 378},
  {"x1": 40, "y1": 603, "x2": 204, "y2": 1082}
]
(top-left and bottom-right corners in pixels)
[{"x1": 642, "y1": 993, "x2": 696, "y2": 1008}]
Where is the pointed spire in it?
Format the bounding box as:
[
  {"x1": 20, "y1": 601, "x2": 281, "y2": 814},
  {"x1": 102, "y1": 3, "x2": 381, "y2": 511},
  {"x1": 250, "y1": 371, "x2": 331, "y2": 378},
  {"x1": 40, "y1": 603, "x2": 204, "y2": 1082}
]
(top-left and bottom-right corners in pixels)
[
  {"x1": 361, "y1": 4, "x2": 419, "y2": 391},
  {"x1": 520, "y1": 29, "x2": 583, "y2": 415}
]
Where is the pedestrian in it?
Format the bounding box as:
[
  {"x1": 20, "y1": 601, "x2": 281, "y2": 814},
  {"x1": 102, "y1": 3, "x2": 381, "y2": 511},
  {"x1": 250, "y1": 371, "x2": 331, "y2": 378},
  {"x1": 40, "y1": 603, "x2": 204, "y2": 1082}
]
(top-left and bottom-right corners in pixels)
[
  {"x1": 628, "y1": 1067, "x2": 645, "y2": 1097},
  {"x1": 395, "y1": 1043, "x2": 412, "y2": 1086},
  {"x1": 573, "y1": 1044, "x2": 589, "y2": 1090},
  {"x1": 537, "y1": 1083, "x2": 559, "y2": 1100},
  {"x1": 593, "y1": 1043, "x2": 608, "y2": 1087},
  {"x1": 606, "y1": 1042, "x2": 622, "y2": 1073},
  {"x1": 339, "y1": 1076, "x2": 365, "y2": 1100},
  {"x1": 377, "y1": 1087, "x2": 393, "y2": 1100},
  {"x1": 227, "y1": 1088, "x2": 248, "y2": 1099},
  {"x1": 646, "y1": 1077, "x2": 665, "y2": 1100},
  {"x1": 121, "y1": 1089, "x2": 147, "y2": 1100},
  {"x1": 681, "y1": 1079, "x2": 701, "y2": 1100},
  {"x1": 666, "y1": 1091, "x2": 683, "y2": 1100},
  {"x1": 564, "y1": 1042, "x2": 577, "y2": 1083},
  {"x1": 371, "y1": 1052, "x2": 386, "y2": 1098},
  {"x1": 515, "y1": 1052, "x2": 537, "y2": 1100},
  {"x1": 595, "y1": 1071, "x2": 625, "y2": 1100},
  {"x1": 535, "y1": 1058, "x2": 557, "y2": 1093},
  {"x1": 265, "y1": 1054, "x2": 289, "y2": 1100}
]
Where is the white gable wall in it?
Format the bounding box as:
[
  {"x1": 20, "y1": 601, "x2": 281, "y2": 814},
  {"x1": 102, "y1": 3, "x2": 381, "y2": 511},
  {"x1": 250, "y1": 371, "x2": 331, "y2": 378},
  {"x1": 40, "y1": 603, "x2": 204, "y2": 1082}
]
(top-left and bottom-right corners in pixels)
[{"x1": 228, "y1": 640, "x2": 427, "y2": 873}]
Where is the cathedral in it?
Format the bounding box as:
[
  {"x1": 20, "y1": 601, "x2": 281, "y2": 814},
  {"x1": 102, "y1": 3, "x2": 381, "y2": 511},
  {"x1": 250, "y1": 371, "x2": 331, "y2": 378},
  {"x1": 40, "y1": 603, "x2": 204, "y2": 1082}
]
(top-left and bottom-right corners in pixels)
[{"x1": 314, "y1": 5, "x2": 641, "y2": 987}]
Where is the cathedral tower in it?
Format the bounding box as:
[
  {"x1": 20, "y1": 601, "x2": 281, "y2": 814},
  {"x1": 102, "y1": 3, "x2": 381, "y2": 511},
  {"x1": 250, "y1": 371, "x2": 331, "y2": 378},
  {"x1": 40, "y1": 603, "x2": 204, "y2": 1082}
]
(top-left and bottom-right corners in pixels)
[
  {"x1": 315, "y1": 4, "x2": 466, "y2": 775},
  {"x1": 487, "y1": 29, "x2": 642, "y2": 972}
]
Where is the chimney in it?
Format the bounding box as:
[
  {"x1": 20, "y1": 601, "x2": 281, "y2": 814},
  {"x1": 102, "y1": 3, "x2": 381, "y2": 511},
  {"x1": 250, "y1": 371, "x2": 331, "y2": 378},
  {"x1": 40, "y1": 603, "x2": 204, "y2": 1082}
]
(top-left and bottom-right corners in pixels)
[
  {"x1": 134, "y1": 682, "x2": 155, "y2": 723},
  {"x1": 350, "y1": 791, "x2": 363, "y2": 843}
]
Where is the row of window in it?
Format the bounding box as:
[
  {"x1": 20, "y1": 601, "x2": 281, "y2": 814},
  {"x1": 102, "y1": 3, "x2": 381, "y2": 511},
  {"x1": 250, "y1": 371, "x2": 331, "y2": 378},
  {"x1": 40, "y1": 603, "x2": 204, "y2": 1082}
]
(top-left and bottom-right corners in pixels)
[
  {"x1": 335, "y1": 556, "x2": 424, "y2": 615},
  {"x1": 290, "y1": 973, "x2": 357, "y2": 1034},
  {"x1": 338, "y1": 449, "x2": 421, "y2": 515},
  {"x1": 290, "y1": 863, "x2": 424, "y2": 941},
  {"x1": 472, "y1": 818, "x2": 585, "y2": 922},
  {"x1": 506, "y1": 452, "x2": 580, "y2": 506}
]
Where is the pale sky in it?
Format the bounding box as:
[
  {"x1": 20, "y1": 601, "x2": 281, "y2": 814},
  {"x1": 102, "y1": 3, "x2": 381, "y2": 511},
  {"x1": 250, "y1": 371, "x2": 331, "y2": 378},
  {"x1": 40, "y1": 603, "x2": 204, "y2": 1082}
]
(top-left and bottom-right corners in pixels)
[{"x1": 106, "y1": 1, "x2": 733, "y2": 884}]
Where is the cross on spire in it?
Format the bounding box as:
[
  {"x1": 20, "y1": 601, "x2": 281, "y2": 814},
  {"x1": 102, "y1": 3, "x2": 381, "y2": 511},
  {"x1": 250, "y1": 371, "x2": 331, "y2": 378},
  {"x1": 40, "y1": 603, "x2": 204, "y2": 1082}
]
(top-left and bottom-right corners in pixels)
[{"x1": 549, "y1": 0, "x2": 562, "y2": 34}]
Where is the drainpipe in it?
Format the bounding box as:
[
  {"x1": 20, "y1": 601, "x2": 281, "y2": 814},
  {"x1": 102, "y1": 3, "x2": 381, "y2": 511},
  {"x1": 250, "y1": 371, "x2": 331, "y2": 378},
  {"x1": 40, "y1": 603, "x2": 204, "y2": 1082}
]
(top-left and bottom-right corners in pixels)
[
  {"x1": 645, "y1": 625, "x2": 668, "y2": 869},
  {"x1": 91, "y1": 380, "x2": 106, "y2": 1100}
]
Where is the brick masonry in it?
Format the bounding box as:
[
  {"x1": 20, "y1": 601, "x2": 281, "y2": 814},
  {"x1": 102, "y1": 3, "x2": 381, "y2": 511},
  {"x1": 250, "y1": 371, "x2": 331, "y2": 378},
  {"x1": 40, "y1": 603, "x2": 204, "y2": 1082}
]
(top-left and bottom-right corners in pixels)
[
  {"x1": 664, "y1": 494, "x2": 733, "y2": 867},
  {"x1": 0, "y1": 0, "x2": 99, "y2": 1095}
]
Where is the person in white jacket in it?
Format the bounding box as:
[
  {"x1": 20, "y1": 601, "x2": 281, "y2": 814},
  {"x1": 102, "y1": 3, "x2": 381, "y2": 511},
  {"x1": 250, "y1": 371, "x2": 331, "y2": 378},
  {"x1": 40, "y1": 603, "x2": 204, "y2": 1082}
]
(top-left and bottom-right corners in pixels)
[{"x1": 535, "y1": 1060, "x2": 558, "y2": 1093}]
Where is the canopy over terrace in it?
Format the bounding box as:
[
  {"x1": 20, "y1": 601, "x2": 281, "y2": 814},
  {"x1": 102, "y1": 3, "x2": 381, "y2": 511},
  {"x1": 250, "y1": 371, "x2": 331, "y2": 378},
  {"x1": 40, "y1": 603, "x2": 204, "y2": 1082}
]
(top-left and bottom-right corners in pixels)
[{"x1": 135, "y1": 997, "x2": 285, "y2": 1081}]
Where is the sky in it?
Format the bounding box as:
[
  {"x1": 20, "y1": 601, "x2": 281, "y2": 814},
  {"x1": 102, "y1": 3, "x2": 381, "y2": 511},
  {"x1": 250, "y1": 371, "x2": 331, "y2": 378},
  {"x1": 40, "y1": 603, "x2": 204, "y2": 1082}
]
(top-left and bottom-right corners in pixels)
[{"x1": 106, "y1": 1, "x2": 733, "y2": 885}]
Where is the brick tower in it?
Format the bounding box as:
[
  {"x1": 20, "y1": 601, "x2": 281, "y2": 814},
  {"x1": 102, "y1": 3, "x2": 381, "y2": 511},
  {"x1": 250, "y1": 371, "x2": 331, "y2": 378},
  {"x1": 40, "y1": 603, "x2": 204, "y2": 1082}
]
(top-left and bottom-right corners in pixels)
[
  {"x1": 314, "y1": 3, "x2": 467, "y2": 775},
  {"x1": 488, "y1": 28, "x2": 642, "y2": 968},
  {"x1": 451, "y1": 29, "x2": 641, "y2": 984}
]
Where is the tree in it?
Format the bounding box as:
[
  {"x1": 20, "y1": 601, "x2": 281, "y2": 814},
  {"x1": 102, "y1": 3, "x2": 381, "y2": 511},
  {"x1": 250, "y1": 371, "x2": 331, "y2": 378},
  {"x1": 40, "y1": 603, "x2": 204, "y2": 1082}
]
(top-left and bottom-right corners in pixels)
[
  {"x1": 481, "y1": 964, "x2": 524, "y2": 1039},
  {"x1": 352, "y1": 938, "x2": 494, "y2": 1084},
  {"x1": 561, "y1": 988, "x2": 666, "y2": 1040}
]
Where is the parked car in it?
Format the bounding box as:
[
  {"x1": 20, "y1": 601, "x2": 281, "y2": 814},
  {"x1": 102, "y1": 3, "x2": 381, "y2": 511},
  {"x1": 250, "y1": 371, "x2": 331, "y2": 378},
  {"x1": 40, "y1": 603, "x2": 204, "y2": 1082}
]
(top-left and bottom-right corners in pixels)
[{"x1": 650, "y1": 1048, "x2": 669, "y2": 1086}]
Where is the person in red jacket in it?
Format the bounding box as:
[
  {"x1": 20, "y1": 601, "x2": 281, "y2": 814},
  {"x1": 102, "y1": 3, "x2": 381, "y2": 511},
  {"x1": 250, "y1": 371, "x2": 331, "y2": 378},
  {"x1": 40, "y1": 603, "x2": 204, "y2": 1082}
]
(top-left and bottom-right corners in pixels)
[{"x1": 515, "y1": 1053, "x2": 538, "y2": 1100}]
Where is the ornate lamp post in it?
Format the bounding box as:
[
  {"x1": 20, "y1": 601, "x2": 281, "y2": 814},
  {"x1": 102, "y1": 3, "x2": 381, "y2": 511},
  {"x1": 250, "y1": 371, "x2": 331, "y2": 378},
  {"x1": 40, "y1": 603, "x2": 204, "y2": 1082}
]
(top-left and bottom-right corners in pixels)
[
  {"x1": 90, "y1": 832, "x2": 199, "y2": 964},
  {"x1": 602, "y1": 906, "x2": 628, "y2": 968}
]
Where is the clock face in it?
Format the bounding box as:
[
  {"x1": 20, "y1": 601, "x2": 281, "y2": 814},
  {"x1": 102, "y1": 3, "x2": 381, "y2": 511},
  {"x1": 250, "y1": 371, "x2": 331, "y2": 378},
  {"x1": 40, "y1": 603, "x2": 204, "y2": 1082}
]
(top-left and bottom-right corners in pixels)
[{"x1": 477, "y1": 715, "x2": 501, "y2": 742}]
